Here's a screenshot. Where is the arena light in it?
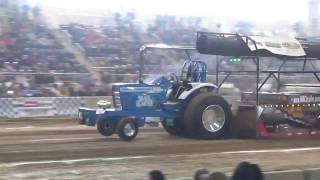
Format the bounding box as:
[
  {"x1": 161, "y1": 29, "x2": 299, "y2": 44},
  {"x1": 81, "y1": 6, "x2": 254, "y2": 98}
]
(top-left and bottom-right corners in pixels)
[
  {"x1": 262, "y1": 103, "x2": 320, "y2": 108},
  {"x1": 229, "y1": 58, "x2": 242, "y2": 63}
]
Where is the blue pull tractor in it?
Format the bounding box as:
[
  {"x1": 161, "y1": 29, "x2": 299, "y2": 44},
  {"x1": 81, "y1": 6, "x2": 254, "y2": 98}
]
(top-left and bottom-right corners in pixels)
[
  {"x1": 79, "y1": 32, "x2": 320, "y2": 141},
  {"x1": 79, "y1": 43, "x2": 232, "y2": 141}
]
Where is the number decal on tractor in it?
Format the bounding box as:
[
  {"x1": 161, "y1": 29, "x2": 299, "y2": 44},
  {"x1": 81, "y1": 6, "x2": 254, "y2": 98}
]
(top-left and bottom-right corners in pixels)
[{"x1": 136, "y1": 95, "x2": 153, "y2": 107}]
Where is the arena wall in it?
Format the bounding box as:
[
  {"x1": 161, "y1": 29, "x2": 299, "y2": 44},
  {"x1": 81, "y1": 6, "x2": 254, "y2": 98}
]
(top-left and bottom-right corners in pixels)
[{"x1": 0, "y1": 96, "x2": 110, "y2": 118}]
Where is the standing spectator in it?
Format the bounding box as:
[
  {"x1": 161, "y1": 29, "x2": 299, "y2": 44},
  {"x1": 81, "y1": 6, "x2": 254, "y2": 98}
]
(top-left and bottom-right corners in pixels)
[
  {"x1": 148, "y1": 170, "x2": 166, "y2": 180},
  {"x1": 232, "y1": 162, "x2": 264, "y2": 180},
  {"x1": 194, "y1": 169, "x2": 210, "y2": 180},
  {"x1": 208, "y1": 172, "x2": 227, "y2": 180}
]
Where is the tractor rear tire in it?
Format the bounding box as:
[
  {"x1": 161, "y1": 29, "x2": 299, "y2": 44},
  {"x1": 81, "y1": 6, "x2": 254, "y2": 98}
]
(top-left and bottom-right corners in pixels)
[
  {"x1": 97, "y1": 120, "x2": 116, "y2": 136},
  {"x1": 184, "y1": 93, "x2": 232, "y2": 139},
  {"x1": 117, "y1": 117, "x2": 139, "y2": 141},
  {"x1": 161, "y1": 118, "x2": 186, "y2": 136}
]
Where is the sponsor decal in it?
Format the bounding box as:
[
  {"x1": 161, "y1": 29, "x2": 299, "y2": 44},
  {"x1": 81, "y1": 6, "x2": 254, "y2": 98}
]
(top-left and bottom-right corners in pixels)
[
  {"x1": 291, "y1": 95, "x2": 320, "y2": 103},
  {"x1": 13, "y1": 98, "x2": 55, "y2": 117},
  {"x1": 245, "y1": 36, "x2": 306, "y2": 57}
]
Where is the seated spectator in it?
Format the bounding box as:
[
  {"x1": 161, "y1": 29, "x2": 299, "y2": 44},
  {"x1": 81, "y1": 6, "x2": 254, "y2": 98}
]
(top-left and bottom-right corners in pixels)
[
  {"x1": 194, "y1": 169, "x2": 210, "y2": 180},
  {"x1": 148, "y1": 170, "x2": 165, "y2": 180},
  {"x1": 232, "y1": 161, "x2": 264, "y2": 180},
  {"x1": 208, "y1": 172, "x2": 227, "y2": 180}
]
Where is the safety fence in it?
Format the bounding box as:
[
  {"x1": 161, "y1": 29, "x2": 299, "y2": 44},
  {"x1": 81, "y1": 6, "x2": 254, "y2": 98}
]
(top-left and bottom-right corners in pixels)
[{"x1": 0, "y1": 96, "x2": 110, "y2": 118}]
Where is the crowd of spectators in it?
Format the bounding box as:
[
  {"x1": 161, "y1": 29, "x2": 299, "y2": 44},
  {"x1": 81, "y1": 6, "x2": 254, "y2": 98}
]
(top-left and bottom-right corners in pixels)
[
  {"x1": 1, "y1": 9, "x2": 211, "y2": 97},
  {"x1": 0, "y1": 7, "x2": 309, "y2": 98},
  {"x1": 147, "y1": 161, "x2": 264, "y2": 180},
  {"x1": 61, "y1": 13, "x2": 206, "y2": 85},
  {"x1": 61, "y1": 12, "x2": 306, "y2": 92},
  {"x1": 0, "y1": 5, "x2": 97, "y2": 97}
]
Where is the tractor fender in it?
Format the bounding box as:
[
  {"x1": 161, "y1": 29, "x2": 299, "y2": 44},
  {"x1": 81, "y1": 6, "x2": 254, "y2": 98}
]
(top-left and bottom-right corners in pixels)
[{"x1": 178, "y1": 83, "x2": 217, "y2": 100}]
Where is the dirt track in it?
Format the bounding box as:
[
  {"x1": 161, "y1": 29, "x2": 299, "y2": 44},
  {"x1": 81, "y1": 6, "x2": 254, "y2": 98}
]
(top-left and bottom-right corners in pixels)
[{"x1": 1, "y1": 118, "x2": 320, "y2": 179}]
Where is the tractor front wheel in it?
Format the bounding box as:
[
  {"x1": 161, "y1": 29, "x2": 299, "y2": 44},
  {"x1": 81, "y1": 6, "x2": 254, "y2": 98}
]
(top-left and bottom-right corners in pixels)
[
  {"x1": 97, "y1": 120, "x2": 116, "y2": 136},
  {"x1": 161, "y1": 118, "x2": 186, "y2": 137},
  {"x1": 117, "y1": 117, "x2": 139, "y2": 141}
]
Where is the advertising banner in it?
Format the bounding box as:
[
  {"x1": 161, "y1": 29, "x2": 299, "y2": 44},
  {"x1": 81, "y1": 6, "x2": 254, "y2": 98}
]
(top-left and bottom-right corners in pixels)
[{"x1": 12, "y1": 97, "x2": 56, "y2": 118}]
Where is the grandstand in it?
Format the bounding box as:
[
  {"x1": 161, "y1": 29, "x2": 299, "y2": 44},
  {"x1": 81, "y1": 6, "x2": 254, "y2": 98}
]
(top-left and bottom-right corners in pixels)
[
  {"x1": 0, "y1": 1, "x2": 315, "y2": 98},
  {"x1": 0, "y1": 3, "x2": 96, "y2": 97},
  {"x1": 0, "y1": 4, "x2": 207, "y2": 98}
]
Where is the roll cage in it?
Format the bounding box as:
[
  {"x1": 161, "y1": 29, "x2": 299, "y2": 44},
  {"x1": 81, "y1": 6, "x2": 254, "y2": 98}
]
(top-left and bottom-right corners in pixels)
[{"x1": 139, "y1": 44, "x2": 207, "y2": 84}]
